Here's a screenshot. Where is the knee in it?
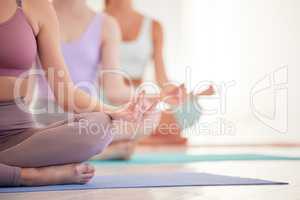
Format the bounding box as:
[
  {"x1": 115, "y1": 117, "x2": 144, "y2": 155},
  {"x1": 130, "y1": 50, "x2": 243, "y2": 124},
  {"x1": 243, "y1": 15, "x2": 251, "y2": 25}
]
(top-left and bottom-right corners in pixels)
[{"x1": 77, "y1": 112, "x2": 113, "y2": 157}]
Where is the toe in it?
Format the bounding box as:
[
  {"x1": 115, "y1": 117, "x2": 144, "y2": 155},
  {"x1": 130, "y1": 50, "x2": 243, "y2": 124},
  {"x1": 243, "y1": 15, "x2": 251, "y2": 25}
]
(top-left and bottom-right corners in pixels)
[
  {"x1": 86, "y1": 164, "x2": 95, "y2": 173},
  {"x1": 82, "y1": 173, "x2": 94, "y2": 180},
  {"x1": 81, "y1": 178, "x2": 93, "y2": 184},
  {"x1": 75, "y1": 163, "x2": 89, "y2": 174}
]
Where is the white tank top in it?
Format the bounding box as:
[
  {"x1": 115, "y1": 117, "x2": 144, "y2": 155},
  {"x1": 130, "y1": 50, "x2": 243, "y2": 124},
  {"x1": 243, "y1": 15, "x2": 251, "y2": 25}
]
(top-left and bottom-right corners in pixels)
[{"x1": 119, "y1": 17, "x2": 153, "y2": 79}]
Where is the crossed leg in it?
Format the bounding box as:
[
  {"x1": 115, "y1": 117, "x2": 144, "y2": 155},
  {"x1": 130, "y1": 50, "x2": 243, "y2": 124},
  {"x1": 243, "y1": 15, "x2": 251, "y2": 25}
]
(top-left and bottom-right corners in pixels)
[{"x1": 0, "y1": 112, "x2": 113, "y2": 186}]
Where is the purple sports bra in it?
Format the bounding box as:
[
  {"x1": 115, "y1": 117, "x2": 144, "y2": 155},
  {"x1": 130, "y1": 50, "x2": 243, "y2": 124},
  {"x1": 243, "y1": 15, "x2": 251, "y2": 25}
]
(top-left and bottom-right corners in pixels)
[
  {"x1": 38, "y1": 13, "x2": 103, "y2": 99},
  {"x1": 0, "y1": 0, "x2": 37, "y2": 77}
]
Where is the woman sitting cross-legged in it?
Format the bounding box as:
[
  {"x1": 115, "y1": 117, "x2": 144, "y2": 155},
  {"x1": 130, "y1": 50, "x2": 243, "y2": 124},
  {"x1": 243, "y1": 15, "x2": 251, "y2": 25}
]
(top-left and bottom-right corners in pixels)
[{"x1": 0, "y1": 0, "x2": 157, "y2": 187}]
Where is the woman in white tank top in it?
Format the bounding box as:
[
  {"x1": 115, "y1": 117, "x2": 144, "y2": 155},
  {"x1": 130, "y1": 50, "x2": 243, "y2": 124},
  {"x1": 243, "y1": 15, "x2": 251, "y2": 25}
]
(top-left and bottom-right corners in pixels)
[
  {"x1": 105, "y1": 0, "x2": 215, "y2": 145},
  {"x1": 119, "y1": 17, "x2": 153, "y2": 80}
]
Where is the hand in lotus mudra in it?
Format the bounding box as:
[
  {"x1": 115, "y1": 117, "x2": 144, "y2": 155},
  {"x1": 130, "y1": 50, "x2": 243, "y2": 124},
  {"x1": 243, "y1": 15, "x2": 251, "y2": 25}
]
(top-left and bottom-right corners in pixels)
[
  {"x1": 110, "y1": 91, "x2": 161, "y2": 141},
  {"x1": 110, "y1": 90, "x2": 159, "y2": 123},
  {"x1": 161, "y1": 84, "x2": 215, "y2": 106}
]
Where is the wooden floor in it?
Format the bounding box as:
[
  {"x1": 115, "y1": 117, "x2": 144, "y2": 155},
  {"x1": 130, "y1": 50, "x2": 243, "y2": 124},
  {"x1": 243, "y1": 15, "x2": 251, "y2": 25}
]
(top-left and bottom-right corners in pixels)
[{"x1": 1, "y1": 146, "x2": 300, "y2": 200}]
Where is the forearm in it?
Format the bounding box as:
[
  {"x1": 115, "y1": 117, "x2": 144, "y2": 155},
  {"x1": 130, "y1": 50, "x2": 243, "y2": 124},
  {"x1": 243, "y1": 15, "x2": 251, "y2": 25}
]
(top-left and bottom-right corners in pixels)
[
  {"x1": 62, "y1": 86, "x2": 98, "y2": 113},
  {"x1": 105, "y1": 86, "x2": 132, "y2": 105},
  {"x1": 51, "y1": 80, "x2": 117, "y2": 115},
  {"x1": 156, "y1": 75, "x2": 169, "y2": 88},
  {"x1": 155, "y1": 62, "x2": 169, "y2": 87},
  {"x1": 101, "y1": 74, "x2": 135, "y2": 105}
]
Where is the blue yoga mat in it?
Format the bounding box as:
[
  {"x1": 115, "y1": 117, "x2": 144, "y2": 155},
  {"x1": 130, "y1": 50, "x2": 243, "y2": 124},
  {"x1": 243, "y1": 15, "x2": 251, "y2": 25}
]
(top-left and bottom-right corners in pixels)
[
  {"x1": 0, "y1": 172, "x2": 287, "y2": 193},
  {"x1": 90, "y1": 153, "x2": 300, "y2": 165}
]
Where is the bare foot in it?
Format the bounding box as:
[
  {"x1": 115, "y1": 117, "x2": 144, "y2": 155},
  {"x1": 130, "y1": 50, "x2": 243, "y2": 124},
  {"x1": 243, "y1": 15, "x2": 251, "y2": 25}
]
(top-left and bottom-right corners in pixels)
[
  {"x1": 20, "y1": 163, "x2": 95, "y2": 186},
  {"x1": 139, "y1": 135, "x2": 188, "y2": 146}
]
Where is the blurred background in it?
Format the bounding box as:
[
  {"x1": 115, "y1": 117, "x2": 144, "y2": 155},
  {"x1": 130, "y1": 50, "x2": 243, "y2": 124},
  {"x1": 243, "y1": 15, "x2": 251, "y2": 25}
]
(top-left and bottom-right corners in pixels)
[{"x1": 87, "y1": 0, "x2": 300, "y2": 145}]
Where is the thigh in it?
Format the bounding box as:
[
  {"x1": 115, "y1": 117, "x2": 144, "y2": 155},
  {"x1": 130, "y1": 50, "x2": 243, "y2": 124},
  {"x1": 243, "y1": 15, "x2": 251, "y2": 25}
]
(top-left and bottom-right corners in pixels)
[
  {"x1": 31, "y1": 98, "x2": 69, "y2": 127},
  {"x1": 0, "y1": 129, "x2": 35, "y2": 152}
]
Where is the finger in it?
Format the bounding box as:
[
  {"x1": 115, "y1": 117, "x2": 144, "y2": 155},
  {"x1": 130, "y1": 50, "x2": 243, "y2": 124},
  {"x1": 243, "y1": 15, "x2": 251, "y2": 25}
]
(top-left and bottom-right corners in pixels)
[
  {"x1": 144, "y1": 97, "x2": 159, "y2": 111},
  {"x1": 147, "y1": 99, "x2": 159, "y2": 113},
  {"x1": 115, "y1": 111, "x2": 134, "y2": 122},
  {"x1": 131, "y1": 108, "x2": 143, "y2": 124},
  {"x1": 141, "y1": 97, "x2": 153, "y2": 110},
  {"x1": 136, "y1": 91, "x2": 146, "y2": 112},
  {"x1": 127, "y1": 100, "x2": 136, "y2": 110},
  {"x1": 126, "y1": 91, "x2": 150, "y2": 122},
  {"x1": 195, "y1": 85, "x2": 215, "y2": 96},
  {"x1": 127, "y1": 112, "x2": 139, "y2": 122},
  {"x1": 169, "y1": 86, "x2": 181, "y2": 96},
  {"x1": 137, "y1": 90, "x2": 146, "y2": 103}
]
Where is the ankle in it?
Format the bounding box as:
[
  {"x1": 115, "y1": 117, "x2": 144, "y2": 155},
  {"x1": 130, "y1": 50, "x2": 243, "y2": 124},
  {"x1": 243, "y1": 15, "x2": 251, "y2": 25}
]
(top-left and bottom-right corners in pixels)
[{"x1": 20, "y1": 168, "x2": 39, "y2": 186}]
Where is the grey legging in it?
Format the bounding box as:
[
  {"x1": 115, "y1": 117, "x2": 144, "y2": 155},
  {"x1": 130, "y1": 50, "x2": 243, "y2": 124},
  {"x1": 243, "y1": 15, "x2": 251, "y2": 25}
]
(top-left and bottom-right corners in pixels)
[{"x1": 0, "y1": 100, "x2": 113, "y2": 186}]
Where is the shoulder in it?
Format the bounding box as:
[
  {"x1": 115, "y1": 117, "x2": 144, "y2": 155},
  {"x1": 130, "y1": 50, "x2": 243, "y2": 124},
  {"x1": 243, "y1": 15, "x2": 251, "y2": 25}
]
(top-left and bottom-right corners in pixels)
[
  {"x1": 23, "y1": 0, "x2": 58, "y2": 33},
  {"x1": 101, "y1": 12, "x2": 121, "y2": 41},
  {"x1": 101, "y1": 12, "x2": 120, "y2": 32},
  {"x1": 152, "y1": 20, "x2": 163, "y2": 33},
  {"x1": 24, "y1": 0, "x2": 56, "y2": 18}
]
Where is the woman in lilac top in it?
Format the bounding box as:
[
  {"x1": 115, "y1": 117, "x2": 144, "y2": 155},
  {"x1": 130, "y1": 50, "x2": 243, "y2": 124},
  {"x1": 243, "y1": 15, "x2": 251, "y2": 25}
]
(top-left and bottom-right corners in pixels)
[{"x1": 33, "y1": 0, "x2": 161, "y2": 160}]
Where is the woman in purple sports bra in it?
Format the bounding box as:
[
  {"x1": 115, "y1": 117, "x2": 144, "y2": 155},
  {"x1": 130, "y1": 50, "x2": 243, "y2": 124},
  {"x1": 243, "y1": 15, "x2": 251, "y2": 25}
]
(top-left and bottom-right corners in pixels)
[
  {"x1": 33, "y1": 0, "x2": 161, "y2": 160},
  {"x1": 0, "y1": 0, "x2": 157, "y2": 187}
]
